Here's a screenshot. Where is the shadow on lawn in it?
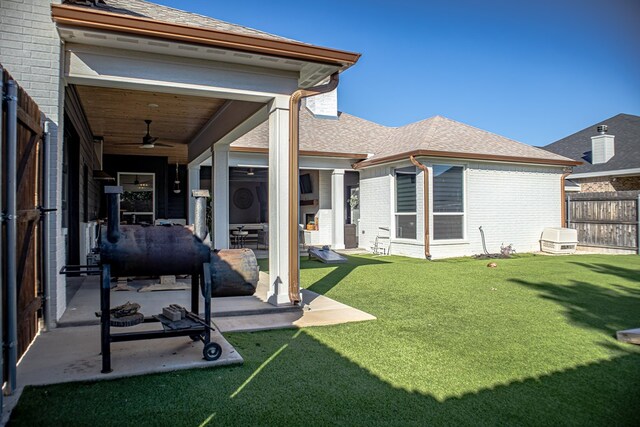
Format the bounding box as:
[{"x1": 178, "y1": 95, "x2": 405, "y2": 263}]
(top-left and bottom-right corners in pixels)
[
  {"x1": 301, "y1": 254, "x2": 389, "y2": 295},
  {"x1": 509, "y1": 273, "x2": 640, "y2": 339},
  {"x1": 11, "y1": 328, "x2": 640, "y2": 426}
]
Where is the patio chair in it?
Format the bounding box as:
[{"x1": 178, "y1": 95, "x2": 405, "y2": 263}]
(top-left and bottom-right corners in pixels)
[{"x1": 372, "y1": 226, "x2": 390, "y2": 255}]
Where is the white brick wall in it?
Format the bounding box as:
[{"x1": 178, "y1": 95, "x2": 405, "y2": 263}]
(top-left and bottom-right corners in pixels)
[
  {"x1": 1, "y1": 0, "x2": 67, "y2": 321},
  {"x1": 359, "y1": 159, "x2": 563, "y2": 259},
  {"x1": 358, "y1": 165, "x2": 392, "y2": 252}
]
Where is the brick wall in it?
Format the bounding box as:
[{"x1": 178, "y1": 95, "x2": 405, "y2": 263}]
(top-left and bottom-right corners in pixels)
[
  {"x1": 578, "y1": 176, "x2": 640, "y2": 192},
  {"x1": 1, "y1": 0, "x2": 67, "y2": 321},
  {"x1": 359, "y1": 160, "x2": 563, "y2": 259}
]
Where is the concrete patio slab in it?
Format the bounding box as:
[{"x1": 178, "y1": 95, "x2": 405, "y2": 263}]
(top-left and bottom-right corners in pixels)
[
  {"x1": 3, "y1": 271, "x2": 375, "y2": 423},
  {"x1": 2, "y1": 322, "x2": 242, "y2": 424}
]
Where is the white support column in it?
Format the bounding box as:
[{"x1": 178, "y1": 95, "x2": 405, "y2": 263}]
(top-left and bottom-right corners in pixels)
[
  {"x1": 267, "y1": 96, "x2": 292, "y2": 306},
  {"x1": 212, "y1": 144, "x2": 230, "y2": 249},
  {"x1": 187, "y1": 164, "x2": 201, "y2": 225},
  {"x1": 331, "y1": 169, "x2": 346, "y2": 250}
]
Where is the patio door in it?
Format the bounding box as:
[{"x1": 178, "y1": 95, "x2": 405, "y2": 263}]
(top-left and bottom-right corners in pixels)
[{"x1": 117, "y1": 172, "x2": 155, "y2": 224}]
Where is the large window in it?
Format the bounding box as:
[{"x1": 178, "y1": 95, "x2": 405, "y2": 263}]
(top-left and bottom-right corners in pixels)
[
  {"x1": 433, "y1": 165, "x2": 464, "y2": 240},
  {"x1": 395, "y1": 166, "x2": 417, "y2": 239}
]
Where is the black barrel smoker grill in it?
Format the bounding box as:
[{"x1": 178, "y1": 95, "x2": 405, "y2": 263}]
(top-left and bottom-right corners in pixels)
[{"x1": 63, "y1": 186, "x2": 259, "y2": 373}]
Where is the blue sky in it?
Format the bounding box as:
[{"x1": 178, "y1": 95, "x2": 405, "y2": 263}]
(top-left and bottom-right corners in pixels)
[{"x1": 153, "y1": 0, "x2": 640, "y2": 146}]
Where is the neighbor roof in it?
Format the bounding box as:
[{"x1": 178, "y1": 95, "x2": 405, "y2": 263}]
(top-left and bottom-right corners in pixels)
[
  {"x1": 543, "y1": 113, "x2": 640, "y2": 175},
  {"x1": 232, "y1": 107, "x2": 579, "y2": 167}
]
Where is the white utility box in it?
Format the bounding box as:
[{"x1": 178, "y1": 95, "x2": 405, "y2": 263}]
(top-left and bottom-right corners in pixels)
[{"x1": 540, "y1": 227, "x2": 578, "y2": 254}]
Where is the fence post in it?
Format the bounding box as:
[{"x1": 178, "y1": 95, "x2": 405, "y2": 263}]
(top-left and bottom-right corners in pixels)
[
  {"x1": 0, "y1": 65, "x2": 5, "y2": 412},
  {"x1": 5, "y1": 79, "x2": 18, "y2": 394}
]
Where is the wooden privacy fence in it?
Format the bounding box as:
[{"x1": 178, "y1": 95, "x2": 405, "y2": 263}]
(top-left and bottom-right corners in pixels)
[
  {"x1": 1, "y1": 64, "x2": 47, "y2": 395},
  {"x1": 566, "y1": 191, "x2": 640, "y2": 253}
]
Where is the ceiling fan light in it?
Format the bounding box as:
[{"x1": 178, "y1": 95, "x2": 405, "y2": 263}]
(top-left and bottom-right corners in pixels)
[{"x1": 140, "y1": 144, "x2": 154, "y2": 149}]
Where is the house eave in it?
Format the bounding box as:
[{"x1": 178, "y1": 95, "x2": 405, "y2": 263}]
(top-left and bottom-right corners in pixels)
[
  {"x1": 51, "y1": 4, "x2": 361, "y2": 69},
  {"x1": 352, "y1": 150, "x2": 582, "y2": 169}
]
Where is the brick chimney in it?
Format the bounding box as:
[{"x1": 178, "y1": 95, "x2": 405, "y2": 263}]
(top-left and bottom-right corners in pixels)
[{"x1": 591, "y1": 125, "x2": 615, "y2": 164}]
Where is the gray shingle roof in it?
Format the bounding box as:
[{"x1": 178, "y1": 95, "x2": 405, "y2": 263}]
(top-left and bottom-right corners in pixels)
[
  {"x1": 63, "y1": 0, "x2": 296, "y2": 42},
  {"x1": 370, "y1": 115, "x2": 572, "y2": 162},
  {"x1": 543, "y1": 113, "x2": 640, "y2": 174},
  {"x1": 232, "y1": 107, "x2": 390, "y2": 156},
  {"x1": 232, "y1": 107, "x2": 576, "y2": 165}
]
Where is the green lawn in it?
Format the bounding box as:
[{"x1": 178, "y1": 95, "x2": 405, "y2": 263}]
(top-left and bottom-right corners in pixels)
[{"x1": 11, "y1": 254, "x2": 640, "y2": 426}]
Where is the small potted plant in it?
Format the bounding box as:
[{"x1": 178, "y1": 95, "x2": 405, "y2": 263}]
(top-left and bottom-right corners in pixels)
[{"x1": 306, "y1": 221, "x2": 315, "y2": 231}]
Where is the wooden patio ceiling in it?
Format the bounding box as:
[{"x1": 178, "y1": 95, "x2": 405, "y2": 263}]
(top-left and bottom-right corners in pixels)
[{"x1": 75, "y1": 85, "x2": 227, "y2": 164}]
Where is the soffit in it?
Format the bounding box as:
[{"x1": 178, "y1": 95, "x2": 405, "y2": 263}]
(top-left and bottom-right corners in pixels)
[{"x1": 75, "y1": 85, "x2": 226, "y2": 164}]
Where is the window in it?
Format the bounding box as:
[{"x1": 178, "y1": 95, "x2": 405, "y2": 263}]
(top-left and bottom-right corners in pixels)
[
  {"x1": 433, "y1": 165, "x2": 464, "y2": 240},
  {"x1": 117, "y1": 172, "x2": 155, "y2": 225},
  {"x1": 395, "y1": 166, "x2": 417, "y2": 239}
]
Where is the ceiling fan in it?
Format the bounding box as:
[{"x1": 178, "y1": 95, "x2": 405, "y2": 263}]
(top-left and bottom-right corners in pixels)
[{"x1": 116, "y1": 120, "x2": 174, "y2": 149}]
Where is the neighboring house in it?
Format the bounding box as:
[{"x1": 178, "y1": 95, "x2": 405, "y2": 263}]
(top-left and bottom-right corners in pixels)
[
  {"x1": 222, "y1": 97, "x2": 579, "y2": 259},
  {"x1": 543, "y1": 114, "x2": 640, "y2": 192}
]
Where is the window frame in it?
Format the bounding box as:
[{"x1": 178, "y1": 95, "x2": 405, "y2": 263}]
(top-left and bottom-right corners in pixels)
[
  {"x1": 393, "y1": 166, "x2": 418, "y2": 241},
  {"x1": 431, "y1": 163, "x2": 467, "y2": 242}
]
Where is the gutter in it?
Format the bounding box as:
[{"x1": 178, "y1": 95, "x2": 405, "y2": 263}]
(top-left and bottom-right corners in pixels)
[
  {"x1": 409, "y1": 156, "x2": 431, "y2": 260},
  {"x1": 353, "y1": 149, "x2": 582, "y2": 169},
  {"x1": 51, "y1": 5, "x2": 361, "y2": 68},
  {"x1": 288, "y1": 73, "x2": 340, "y2": 304}
]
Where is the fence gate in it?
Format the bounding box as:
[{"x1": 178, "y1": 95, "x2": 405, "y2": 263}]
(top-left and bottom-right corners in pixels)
[
  {"x1": 1, "y1": 65, "x2": 46, "y2": 393},
  {"x1": 566, "y1": 191, "x2": 640, "y2": 253}
]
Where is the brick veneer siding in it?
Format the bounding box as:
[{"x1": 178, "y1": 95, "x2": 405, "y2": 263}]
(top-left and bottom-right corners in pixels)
[
  {"x1": 359, "y1": 161, "x2": 563, "y2": 259},
  {"x1": 1, "y1": 0, "x2": 67, "y2": 321},
  {"x1": 578, "y1": 176, "x2": 640, "y2": 192}
]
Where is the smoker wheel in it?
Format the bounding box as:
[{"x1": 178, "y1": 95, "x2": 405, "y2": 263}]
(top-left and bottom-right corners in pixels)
[{"x1": 203, "y1": 342, "x2": 222, "y2": 361}]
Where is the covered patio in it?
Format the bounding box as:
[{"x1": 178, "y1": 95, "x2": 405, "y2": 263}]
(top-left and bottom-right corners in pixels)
[{"x1": 52, "y1": 2, "x2": 361, "y2": 316}]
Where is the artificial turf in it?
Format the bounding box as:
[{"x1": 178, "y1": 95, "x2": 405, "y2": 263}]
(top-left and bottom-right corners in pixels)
[{"x1": 10, "y1": 254, "x2": 640, "y2": 426}]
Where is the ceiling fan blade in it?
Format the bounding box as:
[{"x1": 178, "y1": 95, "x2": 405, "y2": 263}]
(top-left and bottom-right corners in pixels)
[
  {"x1": 153, "y1": 142, "x2": 174, "y2": 148},
  {"x1": 115, "y1": 143, "x2": 144, "y2": 146}
]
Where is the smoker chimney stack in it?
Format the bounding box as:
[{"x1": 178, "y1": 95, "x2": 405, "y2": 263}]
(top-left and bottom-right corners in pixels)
[{"x1": 591, "y1": 125, "x2": 615, "y2": 164}]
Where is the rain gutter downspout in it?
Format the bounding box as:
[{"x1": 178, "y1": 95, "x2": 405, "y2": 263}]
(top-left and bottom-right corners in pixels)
[
  {"x1": 560, "y1": 169, "x2": 571, "y2": 227},
  {"x1": 288, "y1": 73, "x2": 340, "y2": 304},
  {"x1": 409, "y1": 156, "x2": 431, "y2": 260}
]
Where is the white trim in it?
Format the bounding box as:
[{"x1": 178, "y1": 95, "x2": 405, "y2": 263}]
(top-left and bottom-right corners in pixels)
[{"x1": 569, "y1": 167, "x2": 640, "y2": 179}]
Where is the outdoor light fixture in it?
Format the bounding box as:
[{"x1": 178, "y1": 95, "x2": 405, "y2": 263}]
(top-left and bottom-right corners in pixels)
[
  {"x1": 247, "y1": 168, "x2": 255, "y2": 176},
  {"x1": 173, "y1": 163, "x2": 181, "y2": 194}
]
